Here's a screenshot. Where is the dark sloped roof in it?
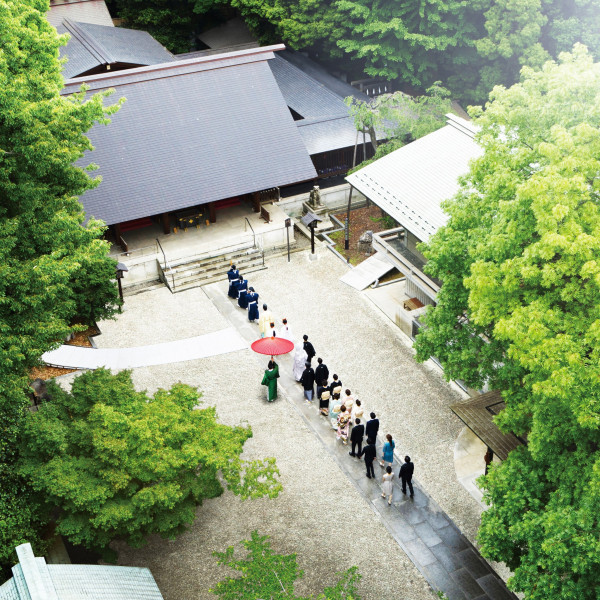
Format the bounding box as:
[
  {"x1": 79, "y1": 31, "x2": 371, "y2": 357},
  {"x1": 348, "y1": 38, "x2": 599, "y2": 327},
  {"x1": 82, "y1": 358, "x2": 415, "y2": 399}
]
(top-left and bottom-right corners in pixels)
[
  {"x1": 267, "y1": 52, "x2": 385, "y2": 154},
  {"x1": 59, "y1": 19, "x2": 174, "y2": 79},
  {"x1": 451, "y1": 390, "x2": 526, "y2": 461},
  {"x1": 269, "y1": 54, "x2": 349, "y2": 119},
  {"x1": 297, "y1": 115, "x2": 361, "y2": 154},
  {"x1": 61, "y1": 46, "x2": 317, "y2": 225},
  {"x1": 278, "y1": 50, "x2": 369, "y2": 103}
]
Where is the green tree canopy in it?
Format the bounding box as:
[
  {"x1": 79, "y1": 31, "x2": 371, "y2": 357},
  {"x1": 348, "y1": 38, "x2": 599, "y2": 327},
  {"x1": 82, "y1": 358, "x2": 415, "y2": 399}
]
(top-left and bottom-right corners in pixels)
[
  {"x1": 211, "y1": 530, "x2": 361, "y2": 600},
  {"x1": 18, "y1": 369, "x2": 281, "y2": 559},
  {"x1": 415, "y1": 45, "x2": 600, "y2": 599},
  {"x1": 335, "y1": 0, "x2": 481, "y2": 90},
  {"x1": 0, "y1": 0, "x2": 123, "y2": 576}
]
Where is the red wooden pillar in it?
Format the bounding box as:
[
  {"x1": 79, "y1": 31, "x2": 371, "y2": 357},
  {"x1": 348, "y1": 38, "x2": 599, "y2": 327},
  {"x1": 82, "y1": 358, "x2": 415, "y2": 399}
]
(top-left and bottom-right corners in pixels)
[
  {"x1": 208, "y1": 202, "x2": 216, "y2": 223},
  {"x1": 252, "y1": 192, "x2": 260, "y2": 212},
  {"x1": 161, "y1": 212, "x2": 170, "y2": 234}
]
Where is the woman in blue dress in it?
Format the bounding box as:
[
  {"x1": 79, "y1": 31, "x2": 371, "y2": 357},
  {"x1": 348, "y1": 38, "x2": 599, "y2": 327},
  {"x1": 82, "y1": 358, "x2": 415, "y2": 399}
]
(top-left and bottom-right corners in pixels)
[
  {"x1": 380, "y1": 433, "x2": 395, "y2": 468},
  {"x1": 246, "y1": 288, "x2": 259, "y2": 322}
]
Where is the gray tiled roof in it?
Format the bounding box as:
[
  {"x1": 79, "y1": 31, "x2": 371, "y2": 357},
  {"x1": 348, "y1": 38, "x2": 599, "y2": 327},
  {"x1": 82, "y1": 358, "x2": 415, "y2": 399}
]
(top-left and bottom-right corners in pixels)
[
  {"x1": 61, "y1": 46, "x2": 317, "y2": 225},
  {"x1": 278, "y1": 50, "x2": 369, "y2": 103},
  {"x1": 346, "y1": 114, "x2": 482, "y2": 243},
  {"x1": 297, "y1": 115, "x2": 362, "y2": 154},
  {"x1": 47, "y1": 0, "x2": 114, "y2": 28},
  {"x1": 268, "y1": 52, "x2": 385, "y2": 155},
  {"x1": 0, "y1": 544, "x2": 164, "y2": 600},
  {"x1": 269, "y1": 54, "x2": 349, "y2": 119},
  {"x1": 59, "y1": 20, "x2": 174, "y2": 79}
]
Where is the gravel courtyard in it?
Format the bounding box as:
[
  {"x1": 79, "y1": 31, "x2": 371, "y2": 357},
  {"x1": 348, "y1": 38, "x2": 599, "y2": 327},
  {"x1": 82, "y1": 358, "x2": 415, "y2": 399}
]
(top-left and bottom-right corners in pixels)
[{"x1": 76, "y1": 245, "x2": 495, "y2": 600}]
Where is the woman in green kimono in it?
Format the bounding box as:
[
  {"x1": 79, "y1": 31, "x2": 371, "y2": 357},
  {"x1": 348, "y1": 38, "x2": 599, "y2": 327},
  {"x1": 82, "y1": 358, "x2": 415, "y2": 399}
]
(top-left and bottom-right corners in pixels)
[{"x1": 261, "y1": 360, "x2": 279, "y2": 402}]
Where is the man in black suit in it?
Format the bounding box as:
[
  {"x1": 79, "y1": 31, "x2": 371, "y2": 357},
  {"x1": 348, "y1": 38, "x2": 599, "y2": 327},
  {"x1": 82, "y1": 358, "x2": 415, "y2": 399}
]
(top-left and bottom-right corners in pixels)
[
  {"x1": 399, "y1": 455, "x2": 415, "y2": 497},
  {"x1": 303, "y1": 334, "x2": 316, "y2": 365},
  {"x1": 358, "y1": 437, "x2": 376, "y2": 478},
  {"x1": 349, "y1": 418, "x2": 364, "y2": 457},
  {"x1": 314, "y1": 358, "x2": 329, "y2": 386},
  {"x1": 300, "y1": 362, "x2": 315, "y2": 403},
  {"x1": 365, "y1": 412, "x2": 379, "y2": 444}
]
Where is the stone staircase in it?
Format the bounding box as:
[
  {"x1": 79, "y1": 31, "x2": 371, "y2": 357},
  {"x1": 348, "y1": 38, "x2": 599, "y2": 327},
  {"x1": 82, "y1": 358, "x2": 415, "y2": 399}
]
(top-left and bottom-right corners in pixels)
[{"x1": 161, "y1": 241, "x2": 266, "y2": 293}]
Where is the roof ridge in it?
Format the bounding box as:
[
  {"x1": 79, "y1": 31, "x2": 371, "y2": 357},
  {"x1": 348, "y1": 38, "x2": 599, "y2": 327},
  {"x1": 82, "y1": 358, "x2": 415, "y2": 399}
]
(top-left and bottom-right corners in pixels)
[
  {"x1": 63, "y1": 18, "x2": 114, "y2": 65},
  {"x1": 445, "y1": 113, "x2": 478, "y2": 138},
  {"x1": 61, "y1": 44, "x2": 285, "y2": 93}
]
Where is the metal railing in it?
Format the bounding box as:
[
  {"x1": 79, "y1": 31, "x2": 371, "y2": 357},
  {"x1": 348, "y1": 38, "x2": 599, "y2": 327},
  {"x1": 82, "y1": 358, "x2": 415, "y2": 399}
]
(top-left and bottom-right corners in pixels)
[
  {"x1": 244, "y1": 217, "x2": 256, "y2": 248},
  {"x1": 155, "y1": 238, "x2": 175, "y2": 292}
]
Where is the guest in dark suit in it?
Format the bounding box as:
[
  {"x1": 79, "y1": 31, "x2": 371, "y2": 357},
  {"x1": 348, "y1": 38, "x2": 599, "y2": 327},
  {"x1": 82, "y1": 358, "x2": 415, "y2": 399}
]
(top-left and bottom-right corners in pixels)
[
  {"x1": 349, "y1": 418, "x2": 364, "y2": 457},
  {"x1": 315, "y1": 358, "x2": 329, "y2": 386},
  {"x1": 399, "y1": 455, "x2": 415, "y2": 497},
  {"x1": 359, "y1": 438, "x2": 376, "y2": 478},
  {"x1": 303, "y1": 335, "x2": 316, "y2": 365},
  {"x1": 365, "y1": 412, "x2": 379, "y2": 444},
  {"x1": 300, "y1": 362, "x2": 315, "y2": 403},
  {"x1": 315, "y1": 358, "x2": 329, "y2": 401}
]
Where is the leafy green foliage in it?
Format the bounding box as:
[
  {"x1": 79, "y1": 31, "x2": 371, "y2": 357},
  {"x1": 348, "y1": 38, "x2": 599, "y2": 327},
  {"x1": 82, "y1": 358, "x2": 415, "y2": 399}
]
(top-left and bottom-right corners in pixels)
[
  {"x1": 108, "y1": 0, "x2": 204, "y2": 53},
  {"x1": 415, "y1": 46, "x2": 600, "y2": 599},
  {"x1": 18, "y1": 370, "x2": 282, "y2": 559},
  {"x1": 0, "y1": 0, "x2": 123, "y2": 578},
  {"x1": 211, "y1": 531, "x2": 361, "y2": 600},
  {"x1": 0, "y1": 468, "x2": 49, "y2": 582},
  {"x1": 336, "y1": 0, "x2": 481, "y2": 90}
]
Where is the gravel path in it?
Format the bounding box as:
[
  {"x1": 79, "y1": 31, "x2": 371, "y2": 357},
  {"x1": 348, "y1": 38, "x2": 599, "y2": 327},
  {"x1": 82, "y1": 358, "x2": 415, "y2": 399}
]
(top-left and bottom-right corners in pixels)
[
  {"x1": 241, "y1": 248, "x2": 482, "y2": 539},
  {"x1": 59, "y1": 245, "x2": 509, "y2": 598}
]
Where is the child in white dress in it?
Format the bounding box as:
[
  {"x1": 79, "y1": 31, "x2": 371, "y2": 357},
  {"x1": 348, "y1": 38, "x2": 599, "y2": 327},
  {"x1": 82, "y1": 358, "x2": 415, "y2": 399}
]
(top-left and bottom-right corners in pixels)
[{"x1": 381, "y1": 466, "x2": 394, "y2": 505}]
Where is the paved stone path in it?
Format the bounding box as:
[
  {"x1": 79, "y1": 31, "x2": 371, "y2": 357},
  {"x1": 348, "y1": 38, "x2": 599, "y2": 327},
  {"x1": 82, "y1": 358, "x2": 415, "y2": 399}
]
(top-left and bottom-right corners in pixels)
[
  {"x1": 41, "y1": 327, "x2": 247, "y2": 369},
  {"x1": 203, "y1": 282, "x2": 517, "y2": 600}
]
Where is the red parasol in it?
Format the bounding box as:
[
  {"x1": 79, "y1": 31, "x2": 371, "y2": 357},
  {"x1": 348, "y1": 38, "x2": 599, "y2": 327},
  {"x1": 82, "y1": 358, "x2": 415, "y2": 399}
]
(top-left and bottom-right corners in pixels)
[{"x1": 251, "y1": 336, "x2": 294, "y2": 360}]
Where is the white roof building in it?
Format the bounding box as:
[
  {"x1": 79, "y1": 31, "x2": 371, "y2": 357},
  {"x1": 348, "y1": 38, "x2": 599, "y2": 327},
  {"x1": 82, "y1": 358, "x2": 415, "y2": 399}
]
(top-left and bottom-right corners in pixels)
[
  {"x1": 0, "y1": 544, "x2": 164, "y2": 600},
  {"x1": 346, "y1": 114, "x2": 482, "y2": 243}
]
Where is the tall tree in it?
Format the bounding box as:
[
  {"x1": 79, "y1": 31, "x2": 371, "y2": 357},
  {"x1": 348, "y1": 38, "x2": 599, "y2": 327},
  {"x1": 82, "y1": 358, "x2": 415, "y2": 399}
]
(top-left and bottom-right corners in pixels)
[
  {"x1": 0, "y1": 0, "x2": 122, "y2": 576},
  {"x1": 18, "y1": 370, "x2": 282, "y2": 559},
  {"x1": 414, "y1": 46, "x2": 600, "y2": 599},
  {"x1": 211, "y1": 530, "x2": 361, "y2": 600},
  {"x1": 335, "y1": 0, "x2": 482, "y2": 89}
]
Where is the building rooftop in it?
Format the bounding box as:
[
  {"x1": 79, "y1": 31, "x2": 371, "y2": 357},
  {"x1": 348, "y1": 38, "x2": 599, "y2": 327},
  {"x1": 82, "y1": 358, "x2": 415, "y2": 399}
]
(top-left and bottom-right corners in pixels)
[
  {"x1": 346, "y1": 114, "x2": 482, "y2": 242},
  {"x1": 61, "y1": 45, "x2": 317, "y2": 225},
  {"x1": 59, "y1": 19, "x2": 174, "y2": 79},
  {"x1": 47, "y1": 0, "x2": 113, "y2": 28},
  {"x1": 0, "y1": 544, "x2": 164, "y2": 600}
]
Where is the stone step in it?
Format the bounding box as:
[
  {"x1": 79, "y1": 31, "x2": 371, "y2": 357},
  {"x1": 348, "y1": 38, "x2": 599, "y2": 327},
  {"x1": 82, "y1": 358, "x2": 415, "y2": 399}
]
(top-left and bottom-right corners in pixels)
[
  {"x1": 169, "y1": 252, "x2": 263, "y2": 281},
  {"x1": 173, "y1": 263, "x2": 267, "y2": 293},
  {"x1": 123, "y1": 280, "x2": 165, "y2": 297},
  {"x1": 170, "y1": 241, "x2": 255, "y2": 270},
  {"x1": 170, "y1": 249, "x2": 262, "y2": 278},
  {"x1": 170, "y1": 256, "x2": 265, "y2": 288}
]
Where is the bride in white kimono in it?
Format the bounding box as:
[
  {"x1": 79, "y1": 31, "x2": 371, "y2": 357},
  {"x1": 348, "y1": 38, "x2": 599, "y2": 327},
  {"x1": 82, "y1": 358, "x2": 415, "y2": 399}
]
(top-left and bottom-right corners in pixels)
[{"x1": 292, "y1": 341, "x2": 308, "y2": 381}]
